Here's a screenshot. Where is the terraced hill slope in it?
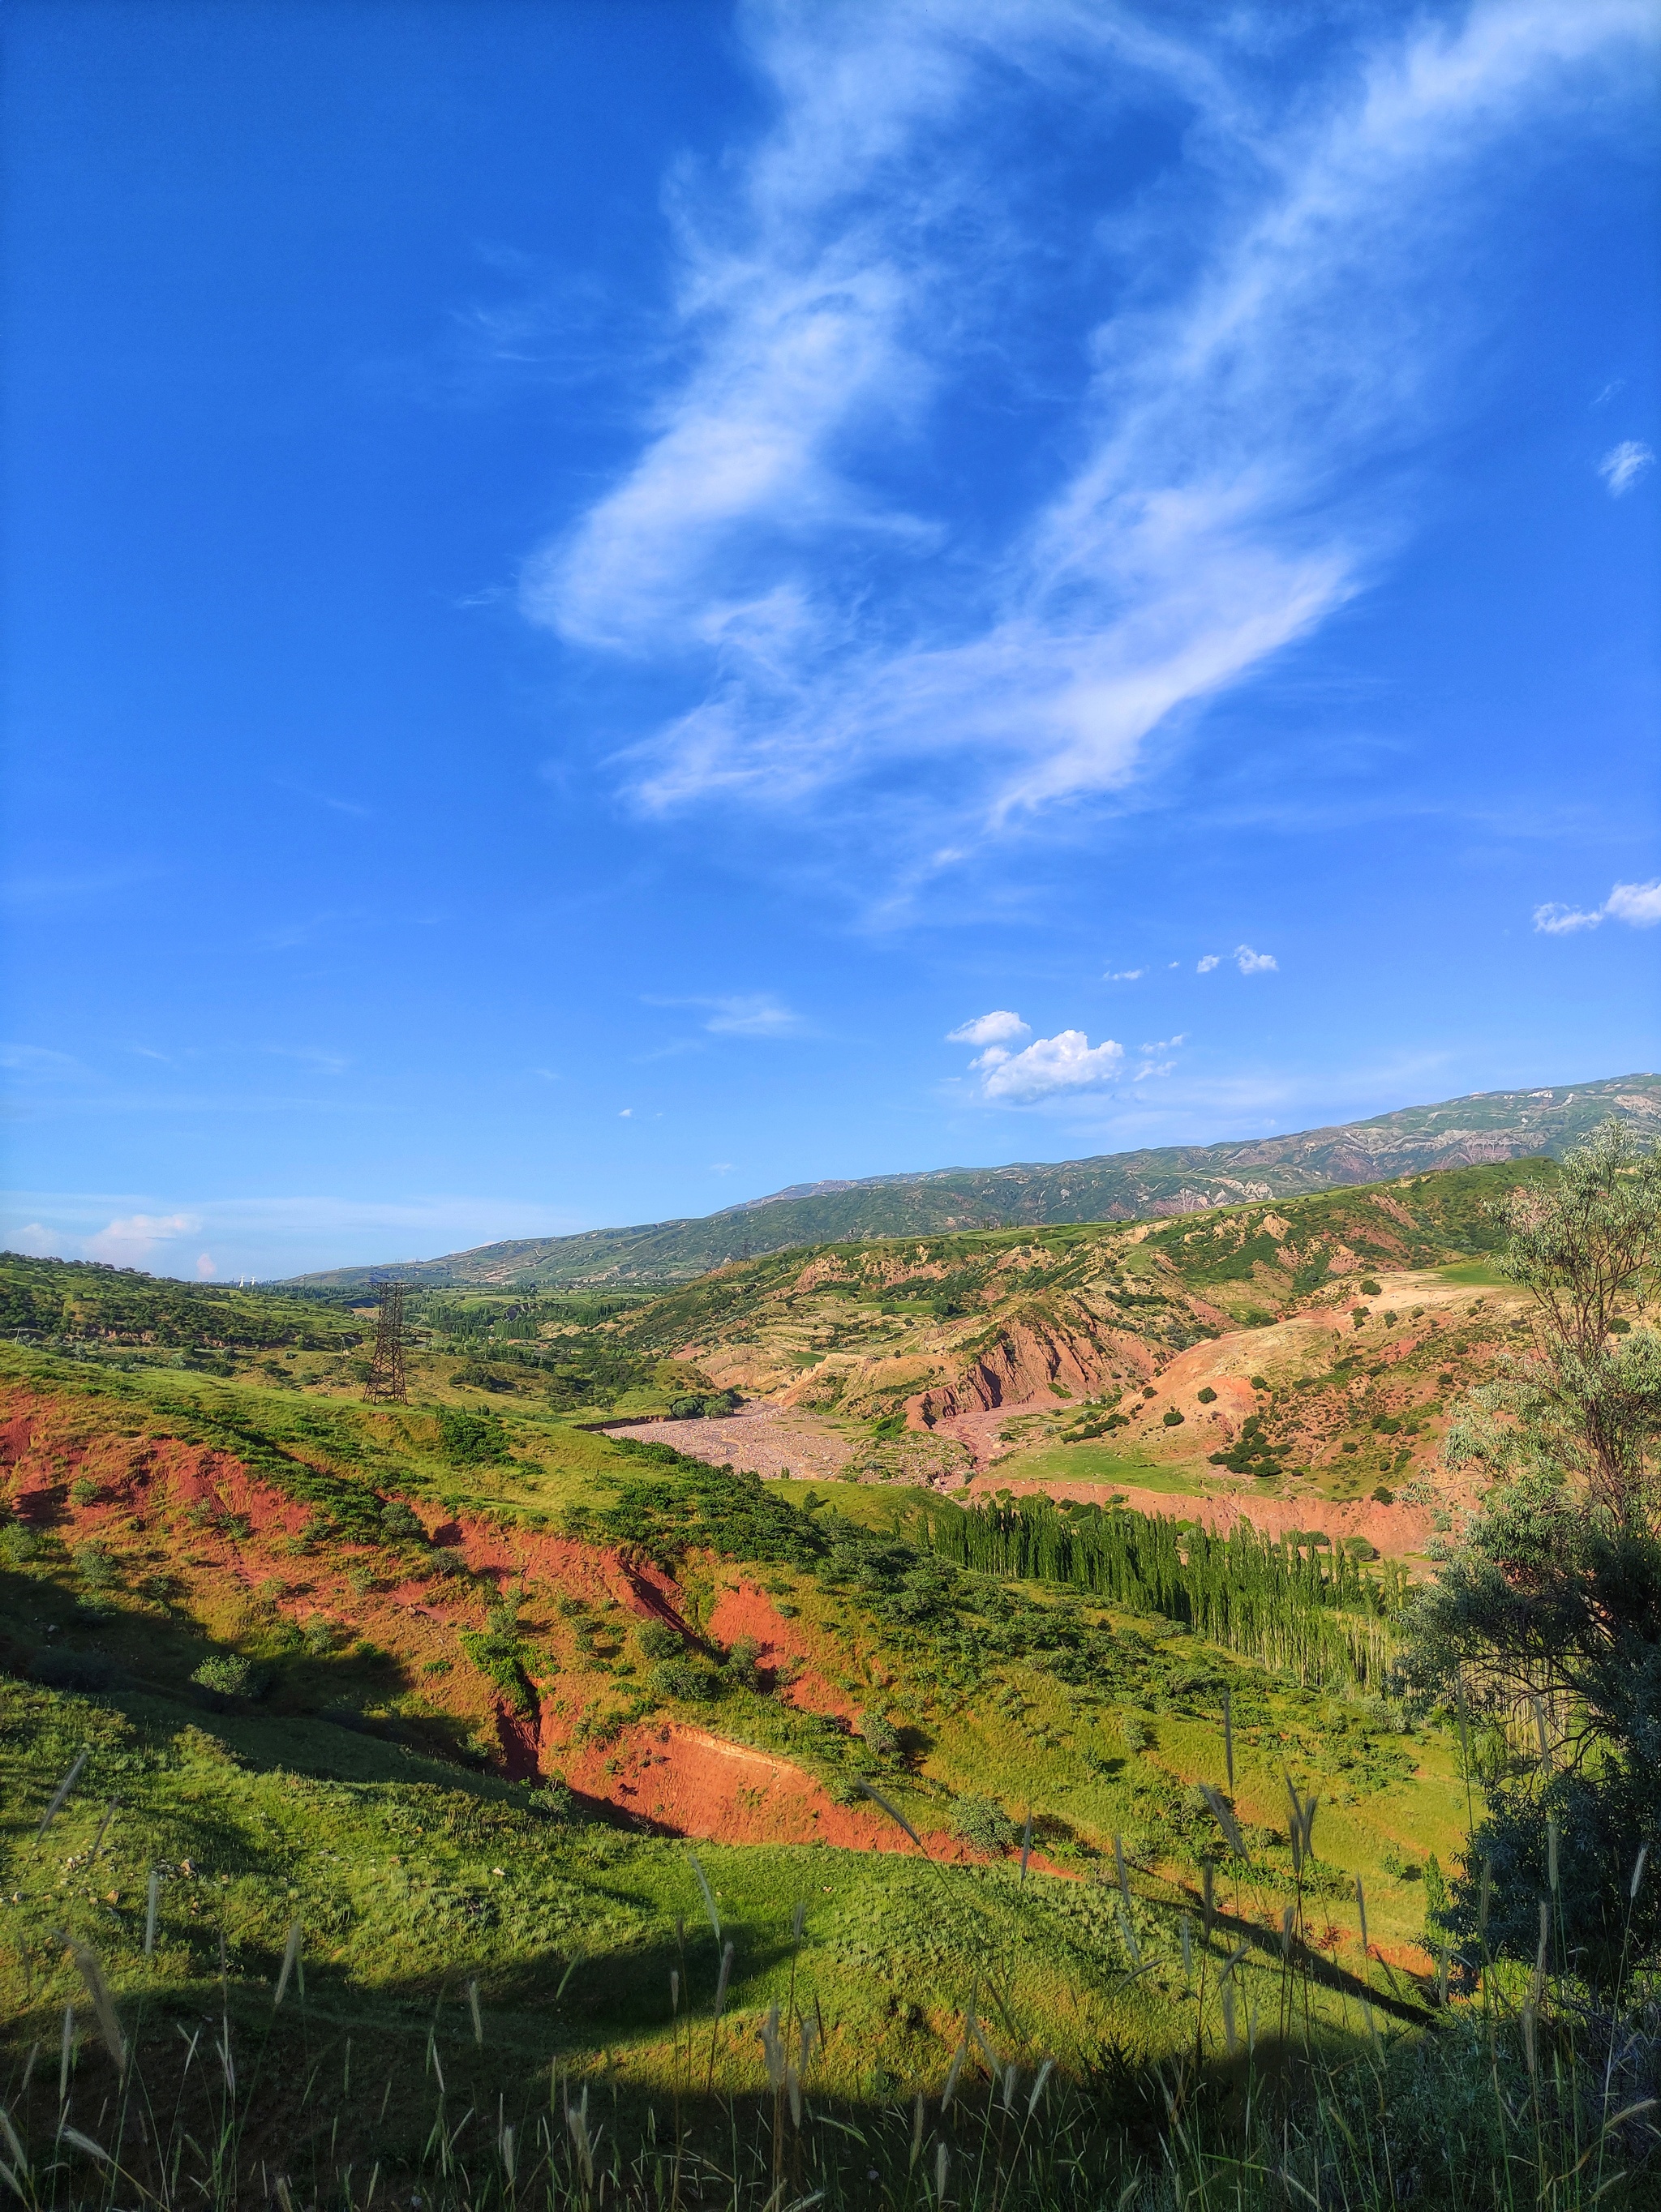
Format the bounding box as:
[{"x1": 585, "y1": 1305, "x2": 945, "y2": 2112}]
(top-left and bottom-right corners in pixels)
[{"x1": 281, "y1": 1074, "x2": 1661, "y2": 1289}]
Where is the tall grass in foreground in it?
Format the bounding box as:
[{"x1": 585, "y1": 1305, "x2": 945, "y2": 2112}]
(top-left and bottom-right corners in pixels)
[{"x1": 4, "y1": 1827, "x2": 1655, "y2": 2211}]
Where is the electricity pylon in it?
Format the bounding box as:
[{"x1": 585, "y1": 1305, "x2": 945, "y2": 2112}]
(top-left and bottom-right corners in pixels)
[{"x1": 364, "y1": 1277, "x2": 408, "y2": 1404}]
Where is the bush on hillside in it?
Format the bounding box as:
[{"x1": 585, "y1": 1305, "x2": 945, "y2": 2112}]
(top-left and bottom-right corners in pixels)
[
  {"x1": 0, "y1": 1523, "x2": 40, "y2": 1567},
  {"x1": 191, "y1": 1653, "x2": 258, "y2": 1697},
  {"x1": 652, "y1": 1659, "x2": 719, "y2": 1701},
  {"x1": 861, "y1": 1710, "x2": 899, "y2": 1758},
  {"x1": 951, "y1": 1794, "x2": 1015, "y2": 1856},
  {"x1": 637, "y1": 1618, "x2": 684, "y2": 1661},
  {"x1": 437, "y1": 1407, "x2": 513, "y2": 1467}
]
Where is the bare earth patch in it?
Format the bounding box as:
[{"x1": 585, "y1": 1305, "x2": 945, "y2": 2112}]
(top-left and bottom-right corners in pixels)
[
  {"x1": 603, "y1": 1403, "x2": 970, "y2": 1486},
  {"x1": 602, "y1": 1402, "x2": 862, "y2": 1481}
]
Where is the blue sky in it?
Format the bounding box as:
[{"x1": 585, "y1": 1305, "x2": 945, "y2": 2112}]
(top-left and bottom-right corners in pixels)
[{"x1": 3, "y1": 0, "x2": 1659, "y2": 1281}]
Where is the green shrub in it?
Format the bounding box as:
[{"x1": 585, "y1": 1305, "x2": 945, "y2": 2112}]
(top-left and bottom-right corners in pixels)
[
  {"x1": 70, "y1": 1476, "x2": 100, "y2": 1506},
  {"x1": 1162, "y1": 1409, "x2": 1184, "y2": 1427},
  {"x1": 1195, "y1": 1386, "x2": 1217, "y2": 1404},
  {"x1": 0, "y1": 1523, "x2": 39, "y2": 1567},
  {"x1": 1359, "y1": 1278, "x2": 1382, "y2": 1297},
  {"x1": 438, "y1": 1407, "x2": 513, "y2": 1466},
  {"x1": 861, "y1": 1710, "x2": 899, "y2": 1757},
  {"x1": 726, "y1": 1633, "x2": 762, "y2": 1688},
  {"x1": 637, "y1": 1618, "x2": 683, "y2": 1660},
  {"x1": 75, "y1": 1542, "x2": 118, "y2": 1588},
  {"x1": 951, "y1": 1795, "x2": 1015, "y2": 1855},
  {"x1": 191, "y1": 1653, "x2": 256, "y2": 1696},
  {"x1": 652, "y1": 1660, "x2": 719, "y2": 1701}
]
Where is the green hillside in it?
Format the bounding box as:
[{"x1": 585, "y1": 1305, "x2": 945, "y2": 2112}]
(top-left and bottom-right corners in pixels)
[
  {"x1": 0, "y1": 1340, "x2": 1468, "y2": 2202},
  {"x1": 279, "y1": 1073, "x2": 1661, "y2": 1291},
  {"x1": 3, "y1": 1125, "x2": 1657, "y2": 2207}
]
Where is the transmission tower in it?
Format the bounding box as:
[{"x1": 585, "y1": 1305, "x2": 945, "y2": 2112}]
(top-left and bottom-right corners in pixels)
[{"x1": 364, "y1": 1277, "x2": 408, "y2": 1404}]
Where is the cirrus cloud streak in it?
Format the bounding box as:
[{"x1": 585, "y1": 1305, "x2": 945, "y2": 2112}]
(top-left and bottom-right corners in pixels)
[{"x1": 522, "y1": 0, "x2": 1655, "y2": 847}]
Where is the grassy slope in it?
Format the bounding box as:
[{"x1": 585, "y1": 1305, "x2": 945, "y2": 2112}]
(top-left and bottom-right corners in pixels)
[
  {"x1": 1, "y1": 1346, "x2": 1470, "y2": 2157},
  {"x1": 0, "y1": 1172, "x2": 1543, "y2": 2182}
]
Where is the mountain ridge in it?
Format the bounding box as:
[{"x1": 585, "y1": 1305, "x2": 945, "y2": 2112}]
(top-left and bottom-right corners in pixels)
[{"x1": 278, "y1": 1072, "x2": 1661, "y2": 1292}]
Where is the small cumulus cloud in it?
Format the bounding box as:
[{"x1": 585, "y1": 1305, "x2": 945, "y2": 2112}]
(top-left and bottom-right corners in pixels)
[
  {"x1": 1234, "y1": 945, "x2": 1278, "y2": 974},
  {"x1": 1598, "y1": 441, "x2": 1655, "y2": 497},
  {"x1": 1104, "y1": 969, "x2": 1144, "y2": 983},
  {"x1": 946, "y1": 1010, "x2": 1031, "y2": 1048},
  {"x1": 85, "y1": 1212, "x2": 200, "y2": 1265},
  {"x1": 1197, "y1": 954, "x2": 1221, "y2": 973},
  {"x1": 12, "y1": 1224, "x2": 58, "y2": 1257},
  {"x1": 1534, "y1": 902, "x2": 1603, "y2": 935},
  {"x1": 972, "y1": 1029, "x2": 1124, "y2": 1104},
  {"x1": 196, "y1": 1253, "x2": 217, "y2": 1279},
  {"x1": 1534, "y1": 880, "x2": 1661, "y2": 934},
  {"x1": 1607, "y1": 881, "x2": 1661, "y2": 926},
  {"x1": 619, "y1": 1108, "x2": 633, "y2": 1117},
  {"x1": 1140, "y1": 1035, "x2": 1186, "y2": 1052}
]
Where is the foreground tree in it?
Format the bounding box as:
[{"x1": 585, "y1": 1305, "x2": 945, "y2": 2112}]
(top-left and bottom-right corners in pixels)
[{"x1": 1399, "y1": 1118, "x2": 1661, "y2": 1975}]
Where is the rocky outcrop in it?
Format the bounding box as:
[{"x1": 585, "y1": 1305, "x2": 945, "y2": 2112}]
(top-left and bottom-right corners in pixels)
[{"x1": 905, "y1": 1313, "x2": 1152, "y2": 1427}]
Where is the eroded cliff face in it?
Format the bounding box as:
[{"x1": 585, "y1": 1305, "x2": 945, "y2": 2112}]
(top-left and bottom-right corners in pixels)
[{"x1": 904, "y1": 1311, "x2": 1155, "y2": 1427}]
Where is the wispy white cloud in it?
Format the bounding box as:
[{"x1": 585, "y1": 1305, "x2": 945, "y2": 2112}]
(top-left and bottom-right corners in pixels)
[
  {"x1": 1534, "y1": 878, "x2": 1661, "y2": 933},
  {"x1": 522, "y1": 0, "x2": 1655, "y2": 846},
  {"x1": 703, "y1": 994, "x2": 804, "y2": 1036},
  {"x1": 1598, "y1": 439, "x2": 1655, "y2": 496},
  {"x1": 643, "y1": 991, "x2": 804, "y2": 1037},
  {"x1": 0, "y1": 1043, "x2": 82, "y2": 1078},
  {"x1": 1196, "y1": 954, "x2": 1221, "y2": 973},
  {"x1": 946, "y1": 1010, "x2": 1030, "y2": 1047},
  {"x1": 1104, "y1": 968, "x2": 1144, "y2": 983},
  {"x1": 265, "y1": 1046, "x2": 352, "y2": 1077},
  {"x1": 85, "y1": 1212, "x2": 201, "y2": 1265}
]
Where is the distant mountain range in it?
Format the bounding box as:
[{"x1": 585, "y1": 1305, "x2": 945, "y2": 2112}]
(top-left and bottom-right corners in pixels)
[{"x1": 280, "y1": 1073, "x2": 1661, "y2": 1293}]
